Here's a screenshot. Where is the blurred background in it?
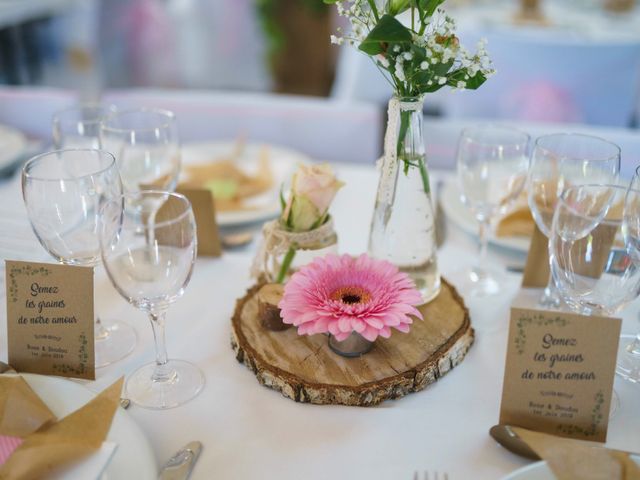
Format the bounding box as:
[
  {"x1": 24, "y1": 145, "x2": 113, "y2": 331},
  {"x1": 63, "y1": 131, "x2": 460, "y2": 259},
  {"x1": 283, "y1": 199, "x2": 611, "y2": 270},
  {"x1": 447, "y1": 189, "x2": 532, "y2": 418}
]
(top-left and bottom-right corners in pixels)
[{"x1": 1, "y1": 0, "x2": 640, "y2": 128}]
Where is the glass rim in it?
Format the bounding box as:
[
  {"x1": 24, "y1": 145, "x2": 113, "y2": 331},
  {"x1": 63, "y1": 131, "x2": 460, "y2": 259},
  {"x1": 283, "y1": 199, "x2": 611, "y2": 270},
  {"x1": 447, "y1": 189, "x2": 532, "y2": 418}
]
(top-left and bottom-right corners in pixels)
[
  {"x1": 103, "y1": 190, "x2": 193, "y2": 229},
  {"x1": 460, "y1": 124, "x2": 531, "y2": 147},
  {"x1": 557, "y1": 183, "x2": 631, "y2": 226},
  {"x1": 22, "y1": 148, "x2": 116, "y2": 182},
  {"x1": 533, "y1": 132, "x2": 621, "y2": 163},
  {"x1": 52, "y1": 103, "x2": 115, "y2": 126},
  {"x1": 99, "y1": 107, "x2": 176, "y2": 134}
]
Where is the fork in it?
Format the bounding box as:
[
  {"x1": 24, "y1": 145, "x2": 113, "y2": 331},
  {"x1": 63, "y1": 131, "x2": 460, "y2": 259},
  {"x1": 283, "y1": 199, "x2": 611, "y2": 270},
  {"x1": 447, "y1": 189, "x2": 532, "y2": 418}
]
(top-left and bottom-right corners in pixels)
[{"x1": 413, "y1": 471, "x2": 450, "y2": 480}]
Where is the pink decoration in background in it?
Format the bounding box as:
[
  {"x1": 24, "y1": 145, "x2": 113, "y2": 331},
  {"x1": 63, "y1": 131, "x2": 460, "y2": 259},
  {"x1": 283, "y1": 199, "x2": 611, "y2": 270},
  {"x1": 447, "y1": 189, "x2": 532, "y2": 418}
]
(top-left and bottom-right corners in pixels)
[
  {"x1": 279, "y1": 254, "x2": 423, "y2": 341},
  {"x1": 0, "y1": 435, "x2": 23, "y2": 465},
  {"x1": 502, "y1": 81, "x2": 583, "y2": 123}
]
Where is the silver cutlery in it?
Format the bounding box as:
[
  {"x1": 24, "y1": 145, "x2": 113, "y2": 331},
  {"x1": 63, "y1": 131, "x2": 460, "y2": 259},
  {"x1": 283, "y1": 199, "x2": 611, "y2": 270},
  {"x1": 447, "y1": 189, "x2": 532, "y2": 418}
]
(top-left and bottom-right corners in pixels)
[
  {"x1": 506, "y1": 264, "x2": 525, "y2": 273},
  {"x1": 0, "y1": 361, "x2": 16, "y2": 374},
  {"x1": 413, "y1": 471, "x2": 449, "y2": 480},
  {"x1": 489, "y1": 424, "x2": 539, "y2": 460},
  {"x1": 158, "y1": 441, "x2": 202, "y2": 480}
]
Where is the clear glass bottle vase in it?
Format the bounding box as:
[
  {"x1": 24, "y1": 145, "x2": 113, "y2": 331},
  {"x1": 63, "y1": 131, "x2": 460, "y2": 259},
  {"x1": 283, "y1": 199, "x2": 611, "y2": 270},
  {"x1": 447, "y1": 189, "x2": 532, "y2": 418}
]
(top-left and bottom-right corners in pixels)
[{"x1": 368, "y1": 96, "x2": 440, "y2": 304}]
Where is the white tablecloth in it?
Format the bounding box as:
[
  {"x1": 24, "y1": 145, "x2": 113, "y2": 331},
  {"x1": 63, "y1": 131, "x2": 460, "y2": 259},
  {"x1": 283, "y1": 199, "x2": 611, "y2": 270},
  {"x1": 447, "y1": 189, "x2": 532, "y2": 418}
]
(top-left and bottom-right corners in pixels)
[{"x1": 1, "y1": 162, "x2": 639, "y2": 480}]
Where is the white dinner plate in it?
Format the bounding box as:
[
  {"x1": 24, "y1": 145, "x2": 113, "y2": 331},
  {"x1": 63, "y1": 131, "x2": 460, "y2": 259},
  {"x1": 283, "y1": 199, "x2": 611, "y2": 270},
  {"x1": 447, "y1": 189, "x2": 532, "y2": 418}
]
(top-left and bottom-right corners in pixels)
[
  {"x1": 19, "y1": 373, "x2": 157, "y2": 480},
  {"x1": 502, "y1": 455, "x2": 640, "y2": 479},
  {"x1": 180, "y1": 141, "x2": 310, "y2": 226},
  {"x1": 440, "y1": 178, "x2": 531, "y2": 253},
  {"x1": 0, "y1": 124, "x2": 27, "y2": 175}
]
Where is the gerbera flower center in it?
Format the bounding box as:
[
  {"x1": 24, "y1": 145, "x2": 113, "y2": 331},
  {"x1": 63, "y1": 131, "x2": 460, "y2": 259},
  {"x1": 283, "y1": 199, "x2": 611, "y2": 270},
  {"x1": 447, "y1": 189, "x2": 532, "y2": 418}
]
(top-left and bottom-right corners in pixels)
[{"x1": 330, "y1": 286, "x2": 371, "y2": 305}]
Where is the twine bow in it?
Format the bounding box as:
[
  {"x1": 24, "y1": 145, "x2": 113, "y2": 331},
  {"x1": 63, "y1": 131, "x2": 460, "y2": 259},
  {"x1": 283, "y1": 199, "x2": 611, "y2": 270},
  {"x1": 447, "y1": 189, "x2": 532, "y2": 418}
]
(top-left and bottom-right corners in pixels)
[{"x1": 251, "y1": 217, "x2": 336, "y2": 282}]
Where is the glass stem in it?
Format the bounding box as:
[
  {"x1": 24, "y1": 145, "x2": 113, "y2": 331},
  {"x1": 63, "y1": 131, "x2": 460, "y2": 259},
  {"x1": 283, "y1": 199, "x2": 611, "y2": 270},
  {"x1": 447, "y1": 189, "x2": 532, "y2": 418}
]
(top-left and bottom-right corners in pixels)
[
  {"x1": 149, "y1": 310, "x2": 172, "y2": 382},
  {"x1": 543, "y1": 275, "x2": 555, "y2": 300},
  {"x1": 93, "y1": 263, "x2": 110, "y2": 340},
  {"x1": 628, "y1": 332, "x2": 640, "y2": 356},
  {"x1": 476, "y1": 218, "x2": 490, "y2": 274}
]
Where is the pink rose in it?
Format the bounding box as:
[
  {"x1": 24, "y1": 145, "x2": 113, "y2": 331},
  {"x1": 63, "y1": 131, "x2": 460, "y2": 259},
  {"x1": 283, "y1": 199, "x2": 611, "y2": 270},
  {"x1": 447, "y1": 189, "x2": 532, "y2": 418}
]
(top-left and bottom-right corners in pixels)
[{"x1": 282, "y1": 163, "x2": 344, "y2": 232}]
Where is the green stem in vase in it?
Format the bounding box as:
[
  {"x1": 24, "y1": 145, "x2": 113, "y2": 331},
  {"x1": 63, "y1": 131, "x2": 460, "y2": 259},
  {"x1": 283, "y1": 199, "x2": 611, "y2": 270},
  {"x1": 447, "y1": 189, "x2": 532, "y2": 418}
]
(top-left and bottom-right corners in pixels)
[
  {"x1": 418, "y1": 157, "x2": 431, "y2": 195},
  {"x1": 276, "y1": 246, "x2": 296, "y2": 283},
  {"x1": 397, "y1": 109, "x2": 411, "y2": 175}
]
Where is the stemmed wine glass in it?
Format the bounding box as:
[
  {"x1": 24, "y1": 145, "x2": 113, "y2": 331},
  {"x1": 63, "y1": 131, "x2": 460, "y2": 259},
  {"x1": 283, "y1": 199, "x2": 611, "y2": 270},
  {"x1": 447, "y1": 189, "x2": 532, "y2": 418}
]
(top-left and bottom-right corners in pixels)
[
  {"x1": 21, "y1": 149, "x2": 136, "y2": 366},
  {"x1": 99, "y1": 108, "x2": 181, "y2": 193},
  {"x1": 527, "y1": 133, "x2": 620, "y2": 308},
  {"x1": 53, "y1": 104, "x2": 116, "y2": 149},
  {"x1": 99, "y1": 191, "x2": 204, "y2": 409},
  {"x1": 618, "y1": 166, "x2": 640, "y2": 383},
  {"x1": 52, "y1": 105, "x2": 138, "y2": 367},
  {"x1": 456, "y1": 125, "x2": 530, "y2": 296},
  {"x1": 550, "y1": 184, "x2": 640, "y2": 316}
]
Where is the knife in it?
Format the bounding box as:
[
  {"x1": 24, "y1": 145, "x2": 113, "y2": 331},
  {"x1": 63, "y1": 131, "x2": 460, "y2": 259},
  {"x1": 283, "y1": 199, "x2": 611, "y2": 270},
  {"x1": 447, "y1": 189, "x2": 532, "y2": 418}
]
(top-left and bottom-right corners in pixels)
[{"x1": 158, "y1": 441, "x2": 202, "y2": 480}]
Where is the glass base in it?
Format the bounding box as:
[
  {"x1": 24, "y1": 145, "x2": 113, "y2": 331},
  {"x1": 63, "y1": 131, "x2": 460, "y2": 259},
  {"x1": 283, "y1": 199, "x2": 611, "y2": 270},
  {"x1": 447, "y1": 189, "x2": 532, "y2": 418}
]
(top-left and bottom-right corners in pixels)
[
  {"x1": 328, "y1": 333, "x2": 374, "y2": 358},
  {"x1": 125, "y1": 359, "x2": 205, "y2": 409},
  {"x1": 538, "y1": 286, "x2": 561, "y2": 309},
  {"x1": 468, "y1": 267, "x2": 501, "y2": 297},
  {"x1": 95, "y1": 320, "x2": 137, "y2": 368},
  {"x1": 615, "y1": 334, "x2": 640, "y2": 383}
]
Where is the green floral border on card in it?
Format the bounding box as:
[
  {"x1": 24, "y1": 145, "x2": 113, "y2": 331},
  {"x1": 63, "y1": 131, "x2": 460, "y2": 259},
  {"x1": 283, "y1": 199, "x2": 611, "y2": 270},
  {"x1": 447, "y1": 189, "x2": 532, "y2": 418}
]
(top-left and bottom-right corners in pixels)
[
  {"x1": 52, "y1": 331, "x2": 89, "y2": 376},
  {"x1": 7, "y1": 264, "x2": 52, "y2": 303},
  {"x1": 514, "y1": 312, "x2": 570, "y2": 355},
  {"x1": 556, "y1": 390, "x2": 605, "y2": 438}
]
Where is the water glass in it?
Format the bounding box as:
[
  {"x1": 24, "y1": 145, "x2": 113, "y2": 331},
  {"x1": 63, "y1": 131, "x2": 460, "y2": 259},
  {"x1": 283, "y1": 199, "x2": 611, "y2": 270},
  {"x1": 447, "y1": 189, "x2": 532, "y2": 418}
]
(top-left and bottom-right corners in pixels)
[
  {"x1": 53, "y1": 104, "x2": 116, "y2": 149},
  {"x1": 528, "y1": 133, "x2": 620, "y2": 307},
  {"x1": 618, "y1": 166, "x2": 640, "y2": 383},
  {"x1": 22, "y1": 149, "x2": 137, "y2": 366},
  {"x1": 99, "y1": 108, "x2": 181, "y2": 193},
  {"x1": 550, "y1": 184, "x2": 640, "y2": 316},
  {"x1": 456, "y1": 125, "x2": 530, "y2": 296},
  {"x1": 99, "y1": 191, "x2": 204, "y2": 409}
]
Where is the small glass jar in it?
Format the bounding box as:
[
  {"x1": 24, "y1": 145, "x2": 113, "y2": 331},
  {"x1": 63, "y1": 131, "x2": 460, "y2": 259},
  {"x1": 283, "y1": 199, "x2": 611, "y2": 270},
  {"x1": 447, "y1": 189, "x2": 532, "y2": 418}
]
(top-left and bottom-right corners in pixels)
[{"x1": 254, "y1": 217, "x2": 338, "y2": 283}]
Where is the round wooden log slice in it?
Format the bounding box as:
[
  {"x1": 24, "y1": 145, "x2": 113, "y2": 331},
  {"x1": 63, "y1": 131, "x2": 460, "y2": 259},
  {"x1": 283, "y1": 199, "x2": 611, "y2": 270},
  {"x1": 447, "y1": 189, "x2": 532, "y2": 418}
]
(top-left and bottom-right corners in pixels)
[{"x1": 230, "y1": 278, "x2": 474, "y2": 406}]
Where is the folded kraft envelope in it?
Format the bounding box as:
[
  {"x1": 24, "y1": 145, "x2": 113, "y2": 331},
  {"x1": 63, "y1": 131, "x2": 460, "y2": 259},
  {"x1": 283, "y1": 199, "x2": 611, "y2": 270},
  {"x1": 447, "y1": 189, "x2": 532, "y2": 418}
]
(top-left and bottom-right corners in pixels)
[
  {"x1": 0, "y1": 377, "x2": 123, "y2": 480},
  {"x1": 514, "y1": 427, "x2": 640, "y2": 480}
]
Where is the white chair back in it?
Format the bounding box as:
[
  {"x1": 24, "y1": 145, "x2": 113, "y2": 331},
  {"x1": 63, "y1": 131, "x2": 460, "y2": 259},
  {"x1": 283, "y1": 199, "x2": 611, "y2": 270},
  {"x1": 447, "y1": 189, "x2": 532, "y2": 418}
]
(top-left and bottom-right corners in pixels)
[
  {"x1": 102, "y1": 89, "x2": 383, "y2": 164},
  {"x1": 442, "y1": 31, "x2": 640, "y2": 127}
]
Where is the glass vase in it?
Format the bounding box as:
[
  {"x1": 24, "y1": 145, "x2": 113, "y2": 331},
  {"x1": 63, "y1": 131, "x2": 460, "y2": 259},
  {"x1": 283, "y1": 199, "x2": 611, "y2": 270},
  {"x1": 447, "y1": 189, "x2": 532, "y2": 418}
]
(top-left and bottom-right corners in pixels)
[
  {"x1": 255, "y1": 217, "x2": 338, "y2": 283},
  {"x1": 368, "y1": 96, "x2": 440, "y2": 304}
]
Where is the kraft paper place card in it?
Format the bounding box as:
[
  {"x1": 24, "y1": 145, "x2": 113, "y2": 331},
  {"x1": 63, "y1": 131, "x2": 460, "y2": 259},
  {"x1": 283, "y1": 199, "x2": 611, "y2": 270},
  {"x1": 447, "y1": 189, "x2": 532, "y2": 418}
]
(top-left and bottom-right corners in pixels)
[
  {"x1": 176, "y1": 186, "x2": 222, "y2": 257},
  {"x1": 5, "y1": 260, "x2": 95, "y2": 380},
  {"x1": 522, "y1": 225, "x2": 550, "y2": 288},
  {"x1": 499, "y1": 308, "x2": 621, "y2": 442}
]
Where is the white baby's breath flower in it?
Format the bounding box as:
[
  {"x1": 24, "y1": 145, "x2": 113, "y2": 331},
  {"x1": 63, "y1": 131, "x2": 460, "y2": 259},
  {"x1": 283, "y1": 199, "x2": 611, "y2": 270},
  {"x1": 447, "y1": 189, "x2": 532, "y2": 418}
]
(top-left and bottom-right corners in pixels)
[
  {"x1": 403, "y1": 52, "x2": 413, "y2": 61},
  {"x1": 420, "y1": 61, "x2": 429, "y2": 70},
  {"x1": 395, "y1": 60, "x2": 406, "y2": 82},
  {"x1": 330, "y1": 35, "x2": 343, "y2": 46},
  {"x1": 376, "y1": 54, "x2": 390, "y2": 68},
  {"x1": 438, "y1": 77, "x2": 447, "y2": 85},
  {"x1": 456, "y1": 81, "x2": 466, "y2": 88},
  {"x1": 393, "y1": 45, "x2": 401, "y2": 53}
]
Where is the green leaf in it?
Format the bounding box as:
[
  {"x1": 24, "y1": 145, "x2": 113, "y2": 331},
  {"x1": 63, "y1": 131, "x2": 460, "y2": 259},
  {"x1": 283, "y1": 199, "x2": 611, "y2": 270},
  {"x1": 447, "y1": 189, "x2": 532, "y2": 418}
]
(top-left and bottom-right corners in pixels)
[
  {"x1": 359, "y1": 14, "x2": 412, "y2": 55},
  {"x1": 323, "y1": 0, "x2": 339, "y2": 3},
  {"x1": 419, "y1": 0, "x2": 445, "y2": 17},
  {"x1": 446, "y1": 69, "x2": 488, "y2": 90},
  {"x1": 366, "y1": 0, "x2": 380, "y2": 21},
  {"x1": 388, "y1": 0, "x2": 412, "y2": 15},
  {"x1": 279, "y1": 185, "x2": 286, "y2": 211}
]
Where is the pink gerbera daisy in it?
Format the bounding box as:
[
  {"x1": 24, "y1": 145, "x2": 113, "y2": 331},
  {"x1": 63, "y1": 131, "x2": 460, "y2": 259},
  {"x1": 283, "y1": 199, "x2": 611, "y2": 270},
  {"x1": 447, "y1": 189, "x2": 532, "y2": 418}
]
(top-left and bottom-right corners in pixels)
[{"x1": 279, "y1": 254, "x2": 423, "y2": 342}]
